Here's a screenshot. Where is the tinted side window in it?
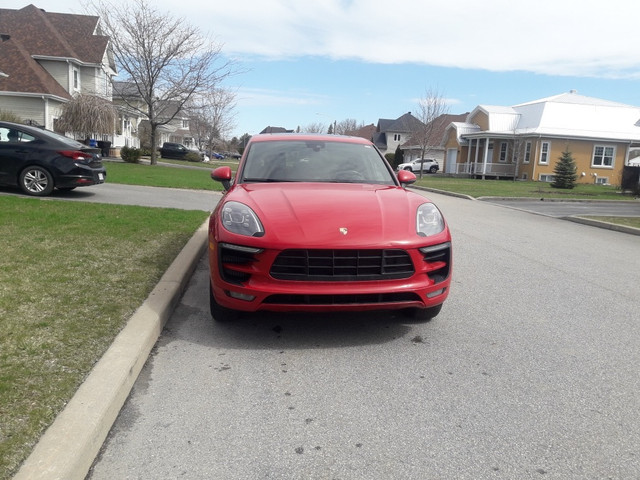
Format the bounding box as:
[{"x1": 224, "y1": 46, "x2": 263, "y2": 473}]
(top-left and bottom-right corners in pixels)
[{"x1": 0, "y1": 127, "x2": 36, "y2": 143}]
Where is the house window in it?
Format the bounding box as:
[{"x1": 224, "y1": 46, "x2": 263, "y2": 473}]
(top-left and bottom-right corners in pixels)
[
  {"x1": 592, "y1": 145, "x2": 615, "y2": 167},
  {"x1": 499, "y1": 142, "x2": 508, "y2": 162},
  {"x1": 182, "y1": 119, "x2": 189, "y2": 129},
  {"x1": 539, "y1": 174, "x2": 555, "y2": 182},
  {"x1": 595, "y1": 177, "x2": 609, "y2": 185},
  {"x1": 73, "y1": 69, "x2": 79, "y2": 90},
  {"x1": 393, "y1": 134, "x2": 401, "y2": 142},
  {"x1": 539, "y1": 142, "x2": 550, "y2": 164},
  {"x1": 524, "y1": 142, "x2": 531, "y2": 164}
]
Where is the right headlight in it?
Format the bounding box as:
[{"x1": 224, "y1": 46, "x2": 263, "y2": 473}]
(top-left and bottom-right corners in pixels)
[
  {"x1": 220, "y1": 201, "x2": 264, "y2": 237},
  {"x1": 416, "y1": 203, "x2": 445, "y2": 237}
]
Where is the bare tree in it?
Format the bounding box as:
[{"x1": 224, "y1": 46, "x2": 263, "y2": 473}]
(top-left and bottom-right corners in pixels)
[
  {"x1": 334, "y1": 118, "x2": 361, "y2": 135},
  {"x1": 188, "y1": 88, "x2": 237, "y2": 153},
  {"x1": 90, "y1": 0, "x2": 234, "y2": 164},
  {"x1": 301, "y1": 122, "x2": 326, "y2": 133},
  {"x1": 414, "y1": 88, "x2": 450, "y2": 177}
]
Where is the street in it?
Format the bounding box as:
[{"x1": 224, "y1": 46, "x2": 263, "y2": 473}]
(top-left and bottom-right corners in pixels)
[
  {"x1": 87, "y1": 191, "x2": 640, "y2": 479},
  {"x1": 480, "y1": 198, "x2": 640, "y2": 218}
]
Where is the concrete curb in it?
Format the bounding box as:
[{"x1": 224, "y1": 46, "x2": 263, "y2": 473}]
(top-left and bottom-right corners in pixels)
[
  {"x1": 564, "y1": 216, "x2": 640, "y2": 236},
  {"x1": 409, "y1": 185, "x2": 475, "y2": 201},
  {"x1": 13, "y1": 219, "x2": 210, "y2": 480}
]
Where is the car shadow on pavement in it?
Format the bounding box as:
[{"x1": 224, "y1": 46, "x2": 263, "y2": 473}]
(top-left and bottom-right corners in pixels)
[{"x1": 160, "y1": 303, "x2": 434, "y2": 352}]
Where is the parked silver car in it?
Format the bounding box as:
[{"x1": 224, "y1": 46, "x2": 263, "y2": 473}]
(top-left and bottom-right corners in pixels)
[{"x1": 397, "y1": 158, "x2": 439, "y2": 174}]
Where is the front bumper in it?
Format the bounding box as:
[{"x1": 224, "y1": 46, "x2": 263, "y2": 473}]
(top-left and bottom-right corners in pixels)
[{"x1": 209, "y1": 241, "x2": 451, "y2": 313}]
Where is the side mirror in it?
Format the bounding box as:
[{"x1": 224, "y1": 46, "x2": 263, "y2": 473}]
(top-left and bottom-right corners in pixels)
[
  {"x1": 397, "y1": 169, "x2": 416, "y2": 187},
  {"x1": 211, "y1": 165, "x2": 233, "y2": 191}
]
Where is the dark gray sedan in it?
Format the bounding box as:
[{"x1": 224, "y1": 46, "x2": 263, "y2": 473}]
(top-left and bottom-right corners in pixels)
[{"x1": 0, "y1": 121, "x2": 106, "y2": 196}]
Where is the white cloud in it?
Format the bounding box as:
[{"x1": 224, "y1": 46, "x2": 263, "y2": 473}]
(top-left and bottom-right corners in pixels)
[
  {"x1": 235, "y1": 87, "x2": 328, "y2": 108},
  {"x1": 169, "y1": 0, "x2": 640, "y2": 78},
  {"x1": 10, "y1": 0, "x2": 640, "y2": 78}
]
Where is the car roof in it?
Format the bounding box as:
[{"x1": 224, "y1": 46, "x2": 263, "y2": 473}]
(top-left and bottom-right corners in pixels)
[
  {"x1": 248, "y1": 133, "x2": 374, "y2": 146},
  {"x1": 0, "y1": 120, "x2": 85, "y2": 147}
]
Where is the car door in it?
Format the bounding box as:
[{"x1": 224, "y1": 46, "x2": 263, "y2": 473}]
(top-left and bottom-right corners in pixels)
[{"x1": 0, "y1": 127, "x2": 30, "y2": 185}]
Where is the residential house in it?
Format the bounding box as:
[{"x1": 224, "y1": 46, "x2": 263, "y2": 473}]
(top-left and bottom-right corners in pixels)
[
  {"x1": 0, "y1": 5, "x2": 142, "y2": 152},
  {"x1": 401, "y1": 113, "x2": 468, "y2": 162},
  {"x1": 372, "y1": 112, "x2": 425, "y2": 157},
  {"x1": 260, "y1": 126, "x2": 294, "y2": 134},
  {"x1": 443, "y1": 91, "x2": 640, "y2": 186},
  {"x1": 111, "y1": 81, "x2": 147, "y2": 151},
  {"x1": 149, "y1": 100, "x2": 197, "y2": 149},
  {"x1": 345, "y1": 123, "x2": 376, "y2": 141}
]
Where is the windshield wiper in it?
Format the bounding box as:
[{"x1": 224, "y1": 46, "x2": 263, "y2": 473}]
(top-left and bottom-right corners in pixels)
[{"x1": 242, "y1": 177, "x2": 297, "y2": 183}]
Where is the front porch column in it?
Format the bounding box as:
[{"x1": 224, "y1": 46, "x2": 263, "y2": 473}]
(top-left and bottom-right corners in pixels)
[{"x1": 482, "y1": 137, "x2": 490, "y2": 176}]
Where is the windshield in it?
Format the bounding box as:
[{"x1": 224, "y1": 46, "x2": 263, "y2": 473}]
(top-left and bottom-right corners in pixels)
[{"x1": 240, "y1": 140, "x2": 397, "y2": 185}]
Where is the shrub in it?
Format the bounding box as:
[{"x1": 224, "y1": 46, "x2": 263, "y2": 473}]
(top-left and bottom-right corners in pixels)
[
  {"x1": 184, "y1": 151, "x2": 202, "y2": 163},
  {"x1": 0, "y1": 110, "x2": 23, "y2": 123},
  {"x1": 120, "y1": 146, "x2": 142, "y2": 163}
]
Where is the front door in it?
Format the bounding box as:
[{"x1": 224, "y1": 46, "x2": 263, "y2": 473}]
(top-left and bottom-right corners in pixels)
[{"x1": 446, "y1": 148, "x2": 457, "y2": 173}]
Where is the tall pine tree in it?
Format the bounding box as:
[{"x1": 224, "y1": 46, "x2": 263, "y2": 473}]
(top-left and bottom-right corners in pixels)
[{"x1": 552, "y1": 149, "x2": 577, "y2": 189}]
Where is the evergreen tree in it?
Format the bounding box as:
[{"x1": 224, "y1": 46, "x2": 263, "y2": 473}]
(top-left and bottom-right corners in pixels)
[
  {"x1": 394, "y1": 145, "x2": 404, "y2": 170},
  {"x1": 552, "y1": 149, "x2": 578, "y2": 189}
]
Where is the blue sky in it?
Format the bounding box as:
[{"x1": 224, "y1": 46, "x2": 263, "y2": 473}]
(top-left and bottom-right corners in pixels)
[{"x1": 7, "y1": 0, "x2": 640, "y2": 139}]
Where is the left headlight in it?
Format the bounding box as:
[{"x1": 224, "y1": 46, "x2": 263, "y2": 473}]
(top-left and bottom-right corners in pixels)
[
  {"x1": 416, "y1": 203, "x2": 445, "y2": 237},
  {"x1": 220, "y1": 201, "x2": 264, "y2": 237}
]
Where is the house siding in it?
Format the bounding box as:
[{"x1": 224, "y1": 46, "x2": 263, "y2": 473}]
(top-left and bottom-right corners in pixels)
[
  {"x1": 530, "y1": 138, "x2": 627, "y2": 185},
  {"x1": 0, "y1": 96, "x2": 46, "y2": 125},
  {"x1": 39, "y1": 60, "x2": 70, "y2": 92},
  {"x1": 469, "y1": 111, "x2": 489, "y2": 131}
]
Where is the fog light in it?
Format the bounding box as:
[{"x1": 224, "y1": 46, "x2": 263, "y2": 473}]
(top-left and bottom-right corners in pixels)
[
  {"x1": 228, "y1": 291, "x2": 255, "y2": 301},
  {"x1": 427, "y1": 288, "x2": 445, "y2": 299}
]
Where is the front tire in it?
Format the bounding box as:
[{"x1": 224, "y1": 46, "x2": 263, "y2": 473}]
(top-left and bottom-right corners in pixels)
[
  {"x1": 429, "y1": 166, "x2": 438, "y2": 173},
  {"x1": 19, "y1": 166, "x2": 54, "y2": 196},
  {"x1": 402, "y1": 304, "x2": 442, "y2": 322},
  {"x1": 209, "y1": 281, "x2": 239, "y2": 322}
]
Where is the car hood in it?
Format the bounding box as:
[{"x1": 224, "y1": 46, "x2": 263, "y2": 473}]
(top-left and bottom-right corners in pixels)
[{"x1": 221, "y1": 183, "x2": 437, "y2": 248}]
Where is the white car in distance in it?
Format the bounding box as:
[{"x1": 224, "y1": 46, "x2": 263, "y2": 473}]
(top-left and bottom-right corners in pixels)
[{"x1": 397, "y1": 158, "x2": 439, "y2": 174}]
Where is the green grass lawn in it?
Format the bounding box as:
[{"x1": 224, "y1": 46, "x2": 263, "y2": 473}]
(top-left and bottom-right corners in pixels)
[
  {"x1": 0, "y1": 195, "x2": 208, "y2": 479},
  {"x1": 413, "y1": 175, "x2": 632, "y2": 200},
  {"x1": 413, "y1": 176, "x2": 639, "y2": 229},
  {"x1": 104, "y1": 161, "x2": 224, "y2": 190}
]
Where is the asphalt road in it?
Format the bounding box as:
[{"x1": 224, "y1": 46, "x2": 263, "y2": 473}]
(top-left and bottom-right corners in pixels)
[
  {"x1": 0, "y1": 183, "x2": 222, "y2": 212},
  {"x1": 480, "y1": 198, "x2": 640, "y2": 218},
  {"x1": 87, "y1": 191, "x2": 640, "y2": 480}
]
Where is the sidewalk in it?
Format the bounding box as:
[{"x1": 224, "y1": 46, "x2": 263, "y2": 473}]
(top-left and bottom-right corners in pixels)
[{"x1": 13, "y1": 220, "x2": 209, "y2": 480}]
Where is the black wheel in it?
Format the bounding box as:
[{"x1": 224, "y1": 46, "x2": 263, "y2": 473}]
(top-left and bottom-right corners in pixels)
[
  {"x1": 404, "y1": 167, "x2": 413, "y2": 172},
  {"x1": 209, "y1": 281, "x2": 239, "y2": 322},
  {"x1": 429, "y1": 166, "x2": 438, "y2": 173},
  {"x1": 19, "y1": 166, "x2": 54, "y2": 196},
  {"x1": 402, "y1": 304, "x2": 442, "y2": 322}
]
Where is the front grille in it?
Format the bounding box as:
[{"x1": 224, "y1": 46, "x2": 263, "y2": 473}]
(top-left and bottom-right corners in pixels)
[
  {"x1": 270, "y1": 249, "x2": 414, "y2": 281},
  {"x1": 264, "y1": 292, "x2": 421, "y2": 305}
]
